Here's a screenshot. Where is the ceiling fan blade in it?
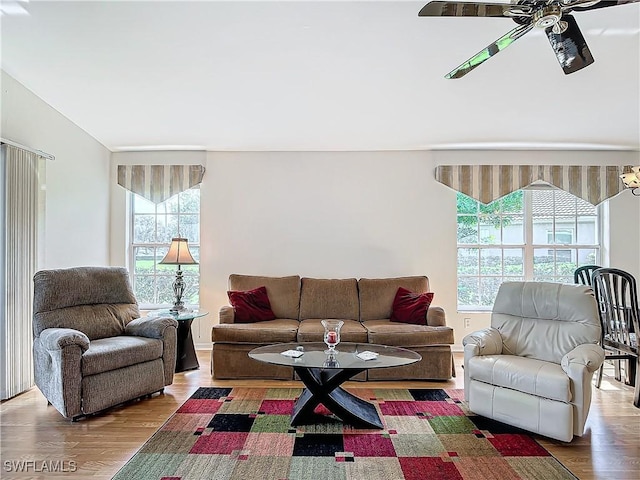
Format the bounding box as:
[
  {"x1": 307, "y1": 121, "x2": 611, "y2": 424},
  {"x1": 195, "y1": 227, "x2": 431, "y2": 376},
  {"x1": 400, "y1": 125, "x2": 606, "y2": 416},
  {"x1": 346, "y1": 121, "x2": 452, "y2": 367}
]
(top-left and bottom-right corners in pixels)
[
  {"x1": 545, "y1": 15, "x2": 594, "y2": 74},
  {"x1": 445, "y1": 22, "x2": 534, "y2": 79},
  {"x1": 572, "y1": 0, "x2": 639, "y2": 12},
  {"x1": 418, "y1": 1, "x2": 516, "y2": 17}
]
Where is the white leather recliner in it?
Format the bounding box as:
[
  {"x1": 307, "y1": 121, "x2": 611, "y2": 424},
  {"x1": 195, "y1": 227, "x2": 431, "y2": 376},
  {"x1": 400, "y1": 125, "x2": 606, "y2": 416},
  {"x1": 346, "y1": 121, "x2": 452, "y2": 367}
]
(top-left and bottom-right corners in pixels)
[{"x1": 463, "y1": 281, "x2": 605, "y2": 442}]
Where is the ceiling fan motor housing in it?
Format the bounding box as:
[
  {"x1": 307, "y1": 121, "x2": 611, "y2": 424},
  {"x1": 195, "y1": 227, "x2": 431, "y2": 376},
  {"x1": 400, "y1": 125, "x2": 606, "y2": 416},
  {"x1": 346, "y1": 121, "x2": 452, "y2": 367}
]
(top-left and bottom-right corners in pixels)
[{"x1": 533, "y1": 5, "x2": 563, "y2": 28}]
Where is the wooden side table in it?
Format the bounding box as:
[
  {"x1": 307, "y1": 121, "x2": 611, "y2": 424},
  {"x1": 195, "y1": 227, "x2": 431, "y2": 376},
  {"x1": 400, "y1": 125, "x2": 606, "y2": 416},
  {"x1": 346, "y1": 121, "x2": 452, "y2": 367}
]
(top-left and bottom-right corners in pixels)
[{"x1": 147, "y1": 309, "x2": 208, "y2": 373}]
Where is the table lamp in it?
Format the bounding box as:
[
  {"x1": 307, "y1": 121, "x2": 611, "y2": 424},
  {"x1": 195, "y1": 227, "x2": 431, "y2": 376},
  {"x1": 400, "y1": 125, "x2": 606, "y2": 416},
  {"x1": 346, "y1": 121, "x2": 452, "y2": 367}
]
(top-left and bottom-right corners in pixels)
[{"x1": 159, "y1": 237, "x2": 198, "y2": 312}]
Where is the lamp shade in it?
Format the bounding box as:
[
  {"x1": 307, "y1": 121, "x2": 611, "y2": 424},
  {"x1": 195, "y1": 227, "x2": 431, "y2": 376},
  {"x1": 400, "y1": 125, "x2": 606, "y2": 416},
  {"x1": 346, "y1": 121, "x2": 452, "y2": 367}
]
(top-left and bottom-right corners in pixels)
[{"x1": 159, "y1": 238, "x2": 197, "y2": 265}]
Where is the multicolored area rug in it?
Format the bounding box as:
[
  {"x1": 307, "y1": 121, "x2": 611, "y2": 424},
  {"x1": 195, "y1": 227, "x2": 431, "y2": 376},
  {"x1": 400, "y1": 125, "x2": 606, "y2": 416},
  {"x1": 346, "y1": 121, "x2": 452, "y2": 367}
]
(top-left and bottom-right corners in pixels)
[{"x1": 112, "y1": 387, "x2": 576, "y2": 480}]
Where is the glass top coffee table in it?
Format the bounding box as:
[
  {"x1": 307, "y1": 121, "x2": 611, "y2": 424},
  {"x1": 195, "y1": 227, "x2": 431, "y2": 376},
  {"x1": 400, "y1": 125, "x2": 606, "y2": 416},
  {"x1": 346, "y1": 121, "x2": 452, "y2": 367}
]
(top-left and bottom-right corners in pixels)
[{"x1": 249, "y1": 342, "x2": 421, "y2": 429}]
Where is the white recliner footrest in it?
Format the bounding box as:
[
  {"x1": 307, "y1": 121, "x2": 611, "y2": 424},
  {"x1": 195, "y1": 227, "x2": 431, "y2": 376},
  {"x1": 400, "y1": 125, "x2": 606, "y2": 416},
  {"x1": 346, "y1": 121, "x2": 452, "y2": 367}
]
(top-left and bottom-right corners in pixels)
[{"x1": 468, "y1": 380, "x2": 574, "y2": 442}]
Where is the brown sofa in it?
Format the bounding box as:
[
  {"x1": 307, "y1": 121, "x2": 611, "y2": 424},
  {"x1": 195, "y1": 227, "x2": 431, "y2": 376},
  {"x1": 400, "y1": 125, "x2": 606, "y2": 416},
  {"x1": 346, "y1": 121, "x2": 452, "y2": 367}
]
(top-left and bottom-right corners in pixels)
[{"x1": 211, "y1": 275, "x2": 455, "y2": 381}]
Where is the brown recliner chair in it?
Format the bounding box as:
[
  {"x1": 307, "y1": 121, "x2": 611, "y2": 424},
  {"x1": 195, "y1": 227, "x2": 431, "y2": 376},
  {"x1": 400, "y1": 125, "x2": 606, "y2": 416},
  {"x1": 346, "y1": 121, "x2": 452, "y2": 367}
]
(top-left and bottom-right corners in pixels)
[{"x1": 32, "y1": 266, "x2": 178, "y2": 420}]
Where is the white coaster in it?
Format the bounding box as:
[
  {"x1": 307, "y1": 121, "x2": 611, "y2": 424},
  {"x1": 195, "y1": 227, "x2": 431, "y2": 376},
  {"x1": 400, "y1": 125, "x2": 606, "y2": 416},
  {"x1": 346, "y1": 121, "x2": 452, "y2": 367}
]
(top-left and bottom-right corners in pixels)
[
  {"x1": 356, "y1": 351, "x2": 379, "y2": 361},
  {"x1": 281, "y1": 349, "x2": 304, "y2": 358}
]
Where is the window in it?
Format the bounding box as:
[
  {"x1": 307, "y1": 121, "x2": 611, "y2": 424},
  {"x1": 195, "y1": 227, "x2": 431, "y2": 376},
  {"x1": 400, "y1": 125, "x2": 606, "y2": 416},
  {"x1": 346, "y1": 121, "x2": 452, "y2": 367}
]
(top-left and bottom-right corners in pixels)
[
  {"x1": 547, "y1": 229, "x2": 573, "y2": 262},
  {"x1": 457, "y1": 188, "x2": 600, "y2": 311},
  {"x1": 547, "y1": 229, "x2": 573, "y2": 244},
  {"x1": 130, "y1": 188, "x2": 200, "y2": 308}
]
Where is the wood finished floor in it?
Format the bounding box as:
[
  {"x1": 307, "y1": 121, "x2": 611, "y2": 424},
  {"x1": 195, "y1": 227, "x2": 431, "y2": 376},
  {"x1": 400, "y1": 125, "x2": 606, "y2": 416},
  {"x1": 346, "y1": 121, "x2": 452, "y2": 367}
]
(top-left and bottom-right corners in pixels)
[{"x1": 1, "y1": 351, "x2": 638, "y2": 480}]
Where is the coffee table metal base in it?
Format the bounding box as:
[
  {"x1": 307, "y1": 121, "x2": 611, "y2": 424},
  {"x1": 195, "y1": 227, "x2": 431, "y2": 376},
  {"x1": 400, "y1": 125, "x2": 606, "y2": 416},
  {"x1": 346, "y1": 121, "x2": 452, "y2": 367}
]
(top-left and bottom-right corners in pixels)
[{"x1": 292, "y1": 367, "x2": 383, "y2": 429}]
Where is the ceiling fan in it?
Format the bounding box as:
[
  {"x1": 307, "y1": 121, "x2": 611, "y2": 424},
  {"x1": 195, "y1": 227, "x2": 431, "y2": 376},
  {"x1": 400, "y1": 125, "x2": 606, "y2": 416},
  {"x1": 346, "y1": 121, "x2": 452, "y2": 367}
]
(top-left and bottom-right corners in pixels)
[{"x1": 418, "y1": 0, "x2": 639, "y2": 78}]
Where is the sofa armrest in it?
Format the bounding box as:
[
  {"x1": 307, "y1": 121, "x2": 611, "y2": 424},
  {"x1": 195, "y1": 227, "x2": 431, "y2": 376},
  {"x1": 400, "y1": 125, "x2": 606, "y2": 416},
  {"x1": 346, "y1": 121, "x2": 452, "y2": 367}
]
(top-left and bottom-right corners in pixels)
[
  {"x1": 219, "y1": 305, "x2": 235, "y2": 324},
  {"x1": 126, "y1": 316, "x2": 178, "y2": 339},
  {"x1": 39, "y1": 328, "x2": 90, "y2": 353},
  {"x1": 426, "y1": 306, "x2": 446, "y2": 327},
  {"x1": 462, "y1": 327, "x2": 503, "y2": 356}
]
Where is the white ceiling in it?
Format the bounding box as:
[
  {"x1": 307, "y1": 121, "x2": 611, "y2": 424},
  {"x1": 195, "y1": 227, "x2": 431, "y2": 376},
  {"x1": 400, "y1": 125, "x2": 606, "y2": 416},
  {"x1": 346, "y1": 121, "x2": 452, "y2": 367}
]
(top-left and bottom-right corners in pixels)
[{"x1": 1, "y1": 0, "x2": 639, "y2": 152}]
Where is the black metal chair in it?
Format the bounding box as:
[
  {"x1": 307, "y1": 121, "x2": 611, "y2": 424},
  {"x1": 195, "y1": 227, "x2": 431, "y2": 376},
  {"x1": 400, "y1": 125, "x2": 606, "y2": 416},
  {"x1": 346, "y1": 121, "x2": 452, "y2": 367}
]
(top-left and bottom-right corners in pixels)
[
  {"x1": 574, "y1": 265, "x2": 601, "y2": 287},
  {"x1": 592, "y1": 268, "x2": 639, "y2": 408}
]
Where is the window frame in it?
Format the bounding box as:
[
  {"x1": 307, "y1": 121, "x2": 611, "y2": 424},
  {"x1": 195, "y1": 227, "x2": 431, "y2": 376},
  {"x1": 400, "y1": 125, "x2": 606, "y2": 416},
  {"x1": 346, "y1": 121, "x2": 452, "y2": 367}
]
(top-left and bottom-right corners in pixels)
[
  {"x1": 457, "y1": 187, "x2": 602, "y2": 312},
  {"x1": 128, "y1": 188, "x2": 201, "y2": 310}
]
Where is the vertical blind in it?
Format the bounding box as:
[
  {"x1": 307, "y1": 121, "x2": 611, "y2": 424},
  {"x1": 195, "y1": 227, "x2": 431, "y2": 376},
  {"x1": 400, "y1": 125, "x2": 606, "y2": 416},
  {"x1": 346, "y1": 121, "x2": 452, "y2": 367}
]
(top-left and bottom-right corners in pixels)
[
  {"x1": 435, "y1": 164, "x2": 628, "y2": 205},
  {"x1": 1, "y1": 145, "x2": 44, "y2": 399},
  {"x1": 117, "y1": 164, "x2": 205, "y2": 203}
]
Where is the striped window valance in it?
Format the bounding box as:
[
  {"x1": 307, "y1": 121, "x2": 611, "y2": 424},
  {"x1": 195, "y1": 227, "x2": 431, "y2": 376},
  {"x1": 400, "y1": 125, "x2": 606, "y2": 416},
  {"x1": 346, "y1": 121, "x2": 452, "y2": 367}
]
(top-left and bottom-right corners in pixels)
[
  {"x1": 435, "y1": 165, "x2": 629, "y2": 206},
  {"x1": 117, "y1": 165, "x2": 205, "y2": 204}
]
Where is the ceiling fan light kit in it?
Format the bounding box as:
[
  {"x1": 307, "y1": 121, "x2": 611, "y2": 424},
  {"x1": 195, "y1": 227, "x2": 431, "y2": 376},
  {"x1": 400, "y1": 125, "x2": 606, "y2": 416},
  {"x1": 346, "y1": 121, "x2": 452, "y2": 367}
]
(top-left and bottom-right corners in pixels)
[
  {"x1": 620, "y1": 167, "x2": 640, "y2": 196},
  {"x1": 418, "y1": 0, "x2": 640, "y2": 78}
]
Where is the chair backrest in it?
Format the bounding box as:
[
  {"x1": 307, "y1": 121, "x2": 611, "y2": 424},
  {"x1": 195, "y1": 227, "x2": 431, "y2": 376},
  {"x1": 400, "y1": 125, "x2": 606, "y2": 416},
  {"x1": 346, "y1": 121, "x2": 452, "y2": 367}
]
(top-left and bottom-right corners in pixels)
[
  {"x1": 574, "y1": 265, "x2": 602, "y2": 287},
  {"x1": 33, "y1": 266, "x2": 140, "y2": 340},
  {"x1": 592, "y1": 268, "x2": 639, "y2": 353},
  {"x1": 492, "y1": 281, "x2": 601, "y2": 364}
]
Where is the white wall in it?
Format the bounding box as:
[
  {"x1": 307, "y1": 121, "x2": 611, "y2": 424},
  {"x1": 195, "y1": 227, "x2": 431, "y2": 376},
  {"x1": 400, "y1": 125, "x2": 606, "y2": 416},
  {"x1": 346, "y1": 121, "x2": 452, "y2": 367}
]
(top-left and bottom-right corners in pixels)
[
  {"x1": 608, "y1": 190, "x2": 640, "y2": 280},
  {"x1": 196, "y1": 150, "x2": 639, "y2": 350},
  {"x1": 197, "y1": 151, "x2": 458, "y2": 345},
  {"x1": 6, "y1": 69, "x2": 637, "y2": 355},
  {"x1": 1, "y1": 71, "x2": 111, "y2": 268}
]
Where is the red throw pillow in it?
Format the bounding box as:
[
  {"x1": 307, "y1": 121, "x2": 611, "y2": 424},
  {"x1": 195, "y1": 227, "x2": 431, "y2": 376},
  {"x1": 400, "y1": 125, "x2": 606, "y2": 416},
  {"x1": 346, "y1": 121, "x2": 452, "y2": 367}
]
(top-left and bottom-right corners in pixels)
[
  {"x1": 390, "y1": 287, "x2": 434, "y2": 325},
  {"x1": 227, "y1": 286, "x2": 276, "y2": 323}
]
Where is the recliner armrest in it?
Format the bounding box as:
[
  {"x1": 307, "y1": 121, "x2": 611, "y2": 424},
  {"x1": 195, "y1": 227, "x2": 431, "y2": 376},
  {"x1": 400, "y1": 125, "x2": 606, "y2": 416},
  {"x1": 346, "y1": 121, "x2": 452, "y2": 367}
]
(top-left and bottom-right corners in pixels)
[
  {"x1": 219, "y1": 305, "x2": 235, "y2": 324},
  {"x1": 462, "y1": 327, "x2": 503, "y2": 356},
  {"x1": 39, "y1": 328, "x2": 90, "y2": 353},
  {"x1": 561, "y1": 343, "x2": 605, "y2": 374},
  {"x1": 126, "y1": 316, "x2": 178, "y2": 339}
]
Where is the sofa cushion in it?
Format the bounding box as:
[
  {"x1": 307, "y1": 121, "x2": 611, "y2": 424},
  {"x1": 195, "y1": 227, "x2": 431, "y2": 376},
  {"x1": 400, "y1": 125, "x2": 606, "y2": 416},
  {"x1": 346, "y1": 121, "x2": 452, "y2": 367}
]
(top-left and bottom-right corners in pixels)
[
  {"x1": 228, "y1": 275, "x2": 301, "y2": 320},
  {"x1": 363, "y1": 320, "x2": 454, "y2": 347},
  {"x1": 390, "y1": 287, "x2": 434, "y2": 325},
  {"x1": 81, "y1": 336, "x2": 163, "y2": 376},
  {"x1": 358, "y1": 277, "x2": 429, "y2": 321},
  {"x1": 212, "y1": 319, "x2": 299, "y2": 344},
  {"x1": 228, "y1": 286, "x2": 276, "y2": 323},
  {"x1": 297, "y1": 319, "x2": 368, "y2": 343},
  {"x1": 467, "y1": 355, "x2": 572, "y2": 403},
  {"x1": 299, "y1": 278, "x2": 359, "y2": 320}
]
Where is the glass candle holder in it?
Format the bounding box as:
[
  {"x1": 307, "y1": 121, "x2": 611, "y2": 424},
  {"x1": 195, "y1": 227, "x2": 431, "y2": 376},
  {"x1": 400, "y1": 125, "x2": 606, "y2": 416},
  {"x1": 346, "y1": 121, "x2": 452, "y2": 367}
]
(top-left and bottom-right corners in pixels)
[{"x1": 322, "y1": 319, "x2": 344, "y2": 354}]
